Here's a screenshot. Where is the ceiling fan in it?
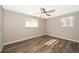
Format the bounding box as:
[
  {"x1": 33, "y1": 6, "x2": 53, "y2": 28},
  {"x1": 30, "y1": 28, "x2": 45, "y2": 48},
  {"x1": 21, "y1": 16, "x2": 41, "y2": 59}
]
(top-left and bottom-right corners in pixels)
[{"x1": 34, "y1": 8, "x2": 55, "y2": 16}]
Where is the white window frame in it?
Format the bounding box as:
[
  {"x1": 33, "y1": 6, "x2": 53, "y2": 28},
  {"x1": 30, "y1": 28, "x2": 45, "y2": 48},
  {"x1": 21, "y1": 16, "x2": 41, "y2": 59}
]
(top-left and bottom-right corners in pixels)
[
  {"x1": 60, "y1": 16, "x2": 74, "y2": 27},
  {"x1": 25, "y1": 18, "x2": 38, "y2": 27}
]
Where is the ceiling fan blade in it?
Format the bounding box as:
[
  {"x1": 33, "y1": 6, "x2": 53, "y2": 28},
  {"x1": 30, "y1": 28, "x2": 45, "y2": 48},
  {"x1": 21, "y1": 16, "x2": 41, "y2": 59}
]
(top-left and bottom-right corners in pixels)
[
  {"x1": 33, "y1": 13, "x2": 41, "y2": 14},
  {"x1": 47, "y1": 9, "x2": 55, "y2": 13},
  {"x1": 34, "y1": 12, "x2": 46, "y2": 14},
  {"x1": 40, "y1": 8, "x2": 47, "y2": 13},
  {"x1": 46, "y1": 13, "x2": 51, "y2": 16}
]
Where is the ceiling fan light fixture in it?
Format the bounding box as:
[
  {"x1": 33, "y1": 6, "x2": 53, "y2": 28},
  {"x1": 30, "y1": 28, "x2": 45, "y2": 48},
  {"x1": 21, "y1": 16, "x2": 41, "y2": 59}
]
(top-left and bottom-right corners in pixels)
[{"x1": 34, "y1": 8, "x2": 55, "y2": 17}]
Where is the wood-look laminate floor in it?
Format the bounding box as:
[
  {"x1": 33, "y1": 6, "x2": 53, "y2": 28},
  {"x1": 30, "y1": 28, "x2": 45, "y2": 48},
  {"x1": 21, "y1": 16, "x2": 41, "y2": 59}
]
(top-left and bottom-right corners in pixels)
[{"x1": 2, "y1": 35, "x2": 79, "y2": 53}]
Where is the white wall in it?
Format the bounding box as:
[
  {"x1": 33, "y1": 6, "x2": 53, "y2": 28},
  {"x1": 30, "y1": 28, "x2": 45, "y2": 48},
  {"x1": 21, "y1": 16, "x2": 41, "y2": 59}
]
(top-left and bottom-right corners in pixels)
[
  {"x1": 3, "y1": 9, "x2": 79, "y2": 45},
  {"x1": 46, "y1": 11, "x2": 79, "y2": 42},
  {"x1": 4, "y1": 10, "x2": 46, "y2": 45},
  {"x1": 0, "y1": 6, "x2": 3, "y2": 52}
]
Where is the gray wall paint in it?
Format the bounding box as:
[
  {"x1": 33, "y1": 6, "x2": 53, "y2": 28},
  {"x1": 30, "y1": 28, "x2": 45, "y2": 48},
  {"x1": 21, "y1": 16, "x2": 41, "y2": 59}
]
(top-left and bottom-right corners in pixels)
[
  {"x1": 46, "y1": 11, "x2": 79, "y2": 42},
  {"x1": 4, "y1": 10, "x2": 46, "y2": 44},
  {"x1": 0, "y1": 6, "x2": 3, "y2": 52}
]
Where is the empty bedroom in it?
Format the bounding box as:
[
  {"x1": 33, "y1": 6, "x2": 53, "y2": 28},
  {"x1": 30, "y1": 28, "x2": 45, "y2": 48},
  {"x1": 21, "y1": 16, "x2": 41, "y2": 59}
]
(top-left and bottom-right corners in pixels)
[{"x1": 0, "y1": 5, "x2": 79, "y2": 53}]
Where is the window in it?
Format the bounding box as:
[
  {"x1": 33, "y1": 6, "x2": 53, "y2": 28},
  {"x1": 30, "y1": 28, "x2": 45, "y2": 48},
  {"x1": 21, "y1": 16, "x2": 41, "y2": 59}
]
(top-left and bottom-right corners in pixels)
[
  {"x1": 25, "y1": 18, "x2": 38, "y2": 27},
  {"x1": 60, "y1": 16, "x2": 74, "y2": 27}
]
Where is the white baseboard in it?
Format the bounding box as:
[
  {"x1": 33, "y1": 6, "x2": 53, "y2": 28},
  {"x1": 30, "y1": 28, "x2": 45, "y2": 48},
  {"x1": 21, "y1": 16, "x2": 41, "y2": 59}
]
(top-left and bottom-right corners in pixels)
[
  {"x1": 3, "y1": 35, "x2": 44, "y2": 45},
  {"x1": 47, "y1": 34, "x2": 79, "y2": 43},
  {"x1": 3, "y1": 34, "x2": 79, "y2": 46}
]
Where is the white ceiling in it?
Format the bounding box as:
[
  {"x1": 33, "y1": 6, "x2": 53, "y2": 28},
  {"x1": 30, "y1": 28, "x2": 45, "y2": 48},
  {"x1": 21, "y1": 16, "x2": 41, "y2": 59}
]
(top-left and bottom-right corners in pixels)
[{"x1": 3, "y1": 5, "x2": 79, "y2": 19}]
